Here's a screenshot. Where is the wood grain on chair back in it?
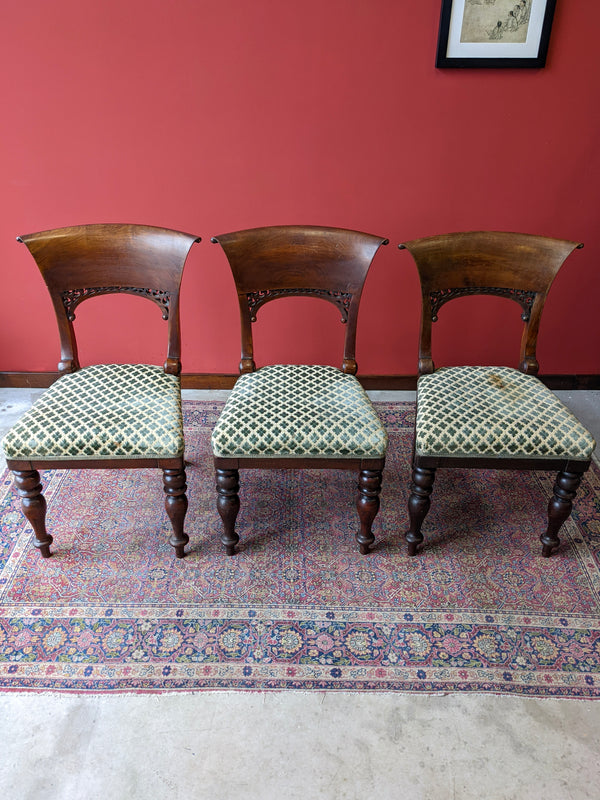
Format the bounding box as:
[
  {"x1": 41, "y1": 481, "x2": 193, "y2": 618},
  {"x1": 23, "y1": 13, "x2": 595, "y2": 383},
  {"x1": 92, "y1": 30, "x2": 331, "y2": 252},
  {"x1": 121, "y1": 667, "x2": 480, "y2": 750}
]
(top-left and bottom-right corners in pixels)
[
  {"x1": 18, "y1": 223, "x2": 200, "y2": 376},
  {"x1": 399, "y1": 231, "x2": 582, "y2": 376},
  {"x1": 211, "y1": 225, "x2": 388, "y2": 375}
]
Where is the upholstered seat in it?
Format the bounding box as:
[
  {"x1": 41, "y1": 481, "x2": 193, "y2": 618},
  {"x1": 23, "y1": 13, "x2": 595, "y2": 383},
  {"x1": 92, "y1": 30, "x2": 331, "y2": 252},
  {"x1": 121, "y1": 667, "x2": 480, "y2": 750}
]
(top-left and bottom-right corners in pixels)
[
  {"x1": 3, "y1": 364, "x2": 184, "y2": 461},
  {"x1": 416, "y1": 366, "x2": 595, "y2": 460},
  {"x1": 211, "y1": 364, "x2": 388, "y2": 459}
]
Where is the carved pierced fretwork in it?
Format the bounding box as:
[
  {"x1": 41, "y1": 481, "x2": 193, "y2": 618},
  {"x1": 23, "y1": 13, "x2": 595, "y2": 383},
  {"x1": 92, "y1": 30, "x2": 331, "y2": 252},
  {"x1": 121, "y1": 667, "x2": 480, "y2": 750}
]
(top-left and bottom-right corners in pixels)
[
  {"x1": 61, "y1": 286, "x2": 171, "y2": 321},
  {"x1": 429, "y1": 287, "x2": 536, "y2": 322},
  {"x1": 246, "y1": 288, "x2": 352, "y2": 322}
]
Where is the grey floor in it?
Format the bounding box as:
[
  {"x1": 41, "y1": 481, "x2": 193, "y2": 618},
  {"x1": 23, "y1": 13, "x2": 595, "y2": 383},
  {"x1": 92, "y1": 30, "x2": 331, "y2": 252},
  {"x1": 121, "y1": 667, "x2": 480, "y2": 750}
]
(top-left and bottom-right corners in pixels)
[{"x1": 0, "y1": 387, "x2": 599, "y2": 799}]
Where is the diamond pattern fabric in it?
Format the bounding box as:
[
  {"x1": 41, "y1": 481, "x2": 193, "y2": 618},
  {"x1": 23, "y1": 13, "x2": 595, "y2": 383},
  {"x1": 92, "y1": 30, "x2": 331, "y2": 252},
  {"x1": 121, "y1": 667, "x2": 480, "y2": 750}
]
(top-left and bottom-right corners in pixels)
[
  {"x1": 2, "y1": 364, "x2": 184, "y2": 460},
  {"x1": 211, "y1": 364, "x2": 388, "y2": 458},
  {"x1": 416, "y1": 366, "x2": 595, "y2": 459}
]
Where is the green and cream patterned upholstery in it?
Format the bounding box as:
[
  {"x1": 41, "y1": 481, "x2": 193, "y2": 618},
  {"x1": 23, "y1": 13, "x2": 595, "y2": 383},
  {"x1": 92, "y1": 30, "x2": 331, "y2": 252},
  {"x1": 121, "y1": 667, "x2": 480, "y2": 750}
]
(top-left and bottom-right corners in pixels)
[
  {"x1": 416, "y1": 365, "x2": 595, "y2": 460},
  {"x1": 211, "y1": 364, "x2": 388, "y2": 459},
  {"x1": 2, "y1": 363, "x2": 184, "y2": 461}
]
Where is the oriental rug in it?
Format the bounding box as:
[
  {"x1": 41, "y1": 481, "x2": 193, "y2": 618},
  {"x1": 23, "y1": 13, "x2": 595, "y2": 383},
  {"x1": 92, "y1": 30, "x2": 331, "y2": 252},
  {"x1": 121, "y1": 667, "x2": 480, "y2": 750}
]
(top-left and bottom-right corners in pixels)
[{"x1": 1, "y1": 401, "x2": 599, "y2": 696}]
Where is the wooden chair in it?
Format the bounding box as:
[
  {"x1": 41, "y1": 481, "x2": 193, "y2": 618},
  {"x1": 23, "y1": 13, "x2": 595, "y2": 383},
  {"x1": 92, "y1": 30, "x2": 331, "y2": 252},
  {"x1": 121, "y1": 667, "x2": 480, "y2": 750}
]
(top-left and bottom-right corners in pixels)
[
  {"x1": 399, "y1": 231, "x2": 595, "y2": 557},
  {"x1": 2, "y1": 223, "x2": 200, "y2": 558},
  {"x1": 210, "y1": 225, "x2": 389, "y2": 555}
]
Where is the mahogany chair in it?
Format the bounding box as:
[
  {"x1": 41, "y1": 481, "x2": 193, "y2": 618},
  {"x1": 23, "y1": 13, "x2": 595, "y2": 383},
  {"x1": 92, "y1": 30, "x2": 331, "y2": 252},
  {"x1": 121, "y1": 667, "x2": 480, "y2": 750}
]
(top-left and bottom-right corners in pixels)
[
  {"x1": 2, "y1": 223, "x2": 200, "y2": 558},
  {"x1": 210, "y1": 225, "x2": 389, "y2": 555},
  {"x1": 399, "y1": 231, "x2": 595, "y2": 558}
]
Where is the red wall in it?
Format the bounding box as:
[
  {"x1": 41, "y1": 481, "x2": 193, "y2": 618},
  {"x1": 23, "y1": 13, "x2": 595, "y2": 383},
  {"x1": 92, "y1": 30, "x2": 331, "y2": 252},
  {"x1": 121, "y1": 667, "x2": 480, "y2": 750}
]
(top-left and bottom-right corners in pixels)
[{"x1": 1, "y1": 0, "x2": 599, "y2": 375}]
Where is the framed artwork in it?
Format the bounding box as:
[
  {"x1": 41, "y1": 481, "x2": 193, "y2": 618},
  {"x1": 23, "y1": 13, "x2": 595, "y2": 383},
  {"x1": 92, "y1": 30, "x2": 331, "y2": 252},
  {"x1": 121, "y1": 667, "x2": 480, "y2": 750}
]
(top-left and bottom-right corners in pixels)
[{"x1": 436, "y1": 0, "x2": 557, "y2": 68}]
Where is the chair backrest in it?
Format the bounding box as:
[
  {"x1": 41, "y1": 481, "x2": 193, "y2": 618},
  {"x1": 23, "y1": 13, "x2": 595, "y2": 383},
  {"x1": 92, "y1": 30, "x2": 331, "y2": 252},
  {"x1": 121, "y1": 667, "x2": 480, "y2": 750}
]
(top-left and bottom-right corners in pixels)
[
  {"x1": 18, "y1": 223, "x2": 200, "y2": 375},
  {"x1": 211, "y1": 225, "x2": 388, "y2": 374},
  {"x1": 399, "y1": 231, "x2": 582, "y2": 376}
]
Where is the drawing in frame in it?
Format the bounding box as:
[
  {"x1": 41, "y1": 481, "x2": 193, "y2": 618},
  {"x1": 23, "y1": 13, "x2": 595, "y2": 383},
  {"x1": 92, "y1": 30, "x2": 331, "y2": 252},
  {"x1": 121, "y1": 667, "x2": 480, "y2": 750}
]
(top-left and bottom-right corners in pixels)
[{"x1": 436, "y1": 0, "x2": 557, "y2": 68}]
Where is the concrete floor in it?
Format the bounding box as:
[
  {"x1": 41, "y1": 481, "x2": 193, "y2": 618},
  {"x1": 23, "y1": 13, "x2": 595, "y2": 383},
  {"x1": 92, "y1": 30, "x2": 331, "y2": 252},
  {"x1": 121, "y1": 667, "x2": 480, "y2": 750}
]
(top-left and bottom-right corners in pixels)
[{"x1": 0, "y1": 387, "x2": 599, "y2": 799}]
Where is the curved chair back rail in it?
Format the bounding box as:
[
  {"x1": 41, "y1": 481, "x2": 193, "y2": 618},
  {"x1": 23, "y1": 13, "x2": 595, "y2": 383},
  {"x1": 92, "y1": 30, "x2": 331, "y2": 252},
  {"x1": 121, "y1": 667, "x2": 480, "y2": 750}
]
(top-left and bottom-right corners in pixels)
[
  {"x1": 399, "y1": 230, "x2": 582, "y2": 376},
  {"x1": 212, "y1": 225, "x2": 388, "y2": 375},
  {"x1": 18, "y1": 223, "x2": 200, "y2": 375}
]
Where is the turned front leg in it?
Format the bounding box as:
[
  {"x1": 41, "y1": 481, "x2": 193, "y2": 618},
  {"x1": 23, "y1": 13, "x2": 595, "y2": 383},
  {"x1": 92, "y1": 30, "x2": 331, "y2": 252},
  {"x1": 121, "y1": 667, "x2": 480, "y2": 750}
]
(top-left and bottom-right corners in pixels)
[
  {"x1": 13, "y1": 470, "x2": 53, "y2": 558},
  {"x1": 163, "y1": 467, "x2": 189, "y2": 558},
  {"x1": 406, "y1": 465, "x2": 436, "y2": 557},
  {"x1": 216, "y1": 468, "x2": 240, "y2": 556},
  {"x1": 356, "y1": 469, "x2": 383, "y2": 555},
  {"x1": 540, "y1": 470, "x2": 582, "y2": 557}
]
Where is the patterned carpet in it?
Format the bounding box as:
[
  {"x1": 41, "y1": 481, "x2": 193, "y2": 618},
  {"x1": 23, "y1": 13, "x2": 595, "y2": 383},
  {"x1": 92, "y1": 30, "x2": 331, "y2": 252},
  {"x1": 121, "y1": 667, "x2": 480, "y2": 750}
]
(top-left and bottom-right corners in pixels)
[{"x1": 1, "y1": 401, "x2": 599, "y2": 696}]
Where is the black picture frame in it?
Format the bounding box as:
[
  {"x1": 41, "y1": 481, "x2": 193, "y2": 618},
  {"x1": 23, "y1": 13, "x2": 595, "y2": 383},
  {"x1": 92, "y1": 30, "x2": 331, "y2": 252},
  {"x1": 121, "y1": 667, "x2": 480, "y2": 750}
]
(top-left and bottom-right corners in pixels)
[{"x1": 436, "y1": 0, "x2": 557, "y2": 68}]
